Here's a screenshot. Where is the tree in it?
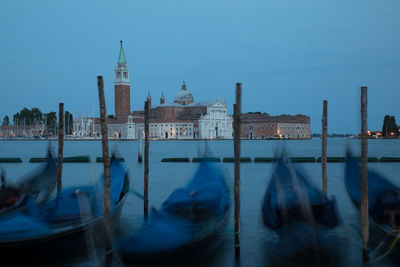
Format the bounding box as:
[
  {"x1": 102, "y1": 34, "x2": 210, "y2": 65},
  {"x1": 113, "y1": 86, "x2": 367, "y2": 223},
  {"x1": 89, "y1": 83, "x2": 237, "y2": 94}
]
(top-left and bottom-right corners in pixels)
[
  {"x1": 2, "y1": 116, "x2": 9, "y2": 126},
  {"x1": 31, "y1": 107, "x2": 43, "y2": 124},
  {"x1": 13, "y1": 107, "x2": 43, "y2": 126},
  {"x1": 382, "y1": 115, "x2": 397, "y2": 137},
  {"x1": 44, "y1": 112, "x2": 57, "y2": 135},
  {"x1": 64, "y1": 111, "x2": 74, "y2": 135}
]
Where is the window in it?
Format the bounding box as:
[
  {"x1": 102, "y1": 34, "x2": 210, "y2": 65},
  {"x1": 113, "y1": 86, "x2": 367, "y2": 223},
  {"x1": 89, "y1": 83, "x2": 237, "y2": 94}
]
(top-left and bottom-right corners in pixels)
[
  {"x1": 123, "y1": 72, "x2": 128, "y2": 78},
  {"x1": 117, "y1": 72, "x2": 121, "y2": 79}
]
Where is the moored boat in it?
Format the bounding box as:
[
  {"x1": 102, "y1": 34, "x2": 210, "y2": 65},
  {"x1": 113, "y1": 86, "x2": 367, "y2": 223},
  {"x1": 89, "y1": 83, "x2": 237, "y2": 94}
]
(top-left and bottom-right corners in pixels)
[
  {"x1": 0, "y1": 149, "x2": 57, "y2": 216},
  {"x1": 0, "y1": 155, "x2": 129, "y2": 257},
  {"x1": 117, "y1": 160, "x2": 231, "y2": 261},
  {"x1": 262, "y1": 151, "x2": 343, "y2": 264},
  {"x1": 345, "y1": 149, "x2": 400, "y2": 263}
]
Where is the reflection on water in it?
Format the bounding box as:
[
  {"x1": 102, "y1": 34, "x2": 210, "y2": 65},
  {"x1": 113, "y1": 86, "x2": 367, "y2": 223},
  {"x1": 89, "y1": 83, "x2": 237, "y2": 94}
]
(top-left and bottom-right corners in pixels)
[{"x1": 0, "y1": 138, "x2": 399, "y2": 266}]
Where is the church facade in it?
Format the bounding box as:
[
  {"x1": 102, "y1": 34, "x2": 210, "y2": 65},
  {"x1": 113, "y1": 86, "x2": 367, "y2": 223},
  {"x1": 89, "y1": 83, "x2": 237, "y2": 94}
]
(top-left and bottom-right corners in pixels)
[{"x1": 80, "y1": 41, "x2": 309, "y2": 140}]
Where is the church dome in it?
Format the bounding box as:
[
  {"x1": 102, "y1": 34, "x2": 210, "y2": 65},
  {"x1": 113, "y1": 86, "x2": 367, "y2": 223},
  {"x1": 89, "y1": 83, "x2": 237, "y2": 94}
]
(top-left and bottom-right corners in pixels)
[{"x1": 174, "y1": 81, "x2": 194, "y2": 105}]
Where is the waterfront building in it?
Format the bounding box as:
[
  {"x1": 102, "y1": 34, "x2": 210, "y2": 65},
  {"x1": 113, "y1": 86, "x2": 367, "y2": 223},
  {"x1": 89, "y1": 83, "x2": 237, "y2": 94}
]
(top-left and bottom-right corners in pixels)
[
  {"x1": 198, "y1": 100, "x2": 233, "y2": 139},
  {"x1": 92, "y1": 116, "x2": 135, "y2": 139},
  {"x1": 0, "y1": 122, "x2": 44, "y2": 138},
  {"x1": 276, "y1": 115, "x2": 311, "y2": 139},
  {"x1": 135, "y1": 120, "x2": 194, "y2": 139},
  {"x1": 240, "y1": 113, "x2": 310, "y2": 139},
  {"x1": 88, "y1": 42, "x2": 310, "y2": 140},
  {"x1": 73, "y1": 116, "x2": 94, "y2": 137},
  {"x1": 0, "y1": 125, "x2": 12, "y2": 138}
]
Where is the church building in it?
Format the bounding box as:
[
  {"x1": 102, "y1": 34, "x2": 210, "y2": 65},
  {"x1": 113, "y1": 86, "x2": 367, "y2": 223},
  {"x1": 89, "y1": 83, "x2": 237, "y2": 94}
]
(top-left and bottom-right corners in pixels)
[{"x1": 86, "y1": 41, "x2": 309, "y2": 140}]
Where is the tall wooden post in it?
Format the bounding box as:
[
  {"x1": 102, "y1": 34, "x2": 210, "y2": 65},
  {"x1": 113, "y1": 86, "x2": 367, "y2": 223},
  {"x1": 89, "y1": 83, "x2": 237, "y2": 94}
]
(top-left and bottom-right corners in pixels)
[
  {"x1": 144, "y1": 101, "x2": 150, "y2": 218},
  {"x1": 57, "y1": 103, "x2": 64, "y2": 194},
  {"x1": 97, "y1": 76, "x2": 112, "y2": 258},
  {"x1": 138, "y1": 131, "x2": 143, "y2": 163},
  {"x1": 360, "y1": 86, "x2": 369, "y2": 261},
  {"x1": 234, "y1": 83, "x2": 242, "y2": 261},
  {"x1": 321, "y1": 100, "x2": 327, "y2": 195}
]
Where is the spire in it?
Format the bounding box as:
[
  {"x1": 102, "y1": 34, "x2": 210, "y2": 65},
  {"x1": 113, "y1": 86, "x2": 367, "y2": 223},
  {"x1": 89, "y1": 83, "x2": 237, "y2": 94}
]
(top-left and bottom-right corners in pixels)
[
  {"x1": 160, "y1": 91, "x2": 165, "y2": 105},
  {"x1": 147, "y1": 91, "x2": 152, "y2": 107},
  {"x1": 182, "y1": 80, "x2": 187, "y2": 91},
  {"x1": 118, "y1": 40, "x2": 127, "y2": 67}
]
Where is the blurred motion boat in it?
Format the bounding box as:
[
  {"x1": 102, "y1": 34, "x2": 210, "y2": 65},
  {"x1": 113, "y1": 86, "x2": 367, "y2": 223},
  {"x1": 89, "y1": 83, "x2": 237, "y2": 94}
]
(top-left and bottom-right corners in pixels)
[
  {"x1": 118, "y1": 160, "x2": 231, "y2": 260},
  {"x1": 0, "y1": 149, "x2": 57, "y2": 216},
  {"x1": 345, "y1": 149, "x2": 400, "y2": 262},
  {"x1": 0, "y1": 156, "x2": 129, "y2": 256},
  {"x1": 262, "y1": 151, "x2": 342, "y2": 263}
]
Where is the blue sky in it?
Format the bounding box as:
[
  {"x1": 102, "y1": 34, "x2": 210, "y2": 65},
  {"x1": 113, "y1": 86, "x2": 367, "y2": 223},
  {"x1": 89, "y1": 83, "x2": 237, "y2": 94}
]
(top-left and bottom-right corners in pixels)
[{"x1": 1, "y1": 0, "x2": 399, "y2": 133}]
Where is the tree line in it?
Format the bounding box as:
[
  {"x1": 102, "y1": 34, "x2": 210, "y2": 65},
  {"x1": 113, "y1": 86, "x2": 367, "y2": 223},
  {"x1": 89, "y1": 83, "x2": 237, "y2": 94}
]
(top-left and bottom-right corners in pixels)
[
  {"x1": 382, "y1": 115, "x2": 398, "y2": 137},
  {"x1": 2, "y1": 107, "x2": 74, "y2": 135}
]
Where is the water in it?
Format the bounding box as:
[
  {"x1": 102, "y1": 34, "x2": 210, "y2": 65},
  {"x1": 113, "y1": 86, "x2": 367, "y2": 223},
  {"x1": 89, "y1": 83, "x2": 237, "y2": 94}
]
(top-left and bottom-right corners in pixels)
[{"x1": 1, "y1": 138, "x2": 400, "y2": 266}]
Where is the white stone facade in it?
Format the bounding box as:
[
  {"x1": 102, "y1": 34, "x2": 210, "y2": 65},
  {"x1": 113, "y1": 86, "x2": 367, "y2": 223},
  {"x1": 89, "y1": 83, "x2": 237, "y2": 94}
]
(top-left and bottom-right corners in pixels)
[{"x1": 198, "y1": 100, "x2": 233, "y2": 139}]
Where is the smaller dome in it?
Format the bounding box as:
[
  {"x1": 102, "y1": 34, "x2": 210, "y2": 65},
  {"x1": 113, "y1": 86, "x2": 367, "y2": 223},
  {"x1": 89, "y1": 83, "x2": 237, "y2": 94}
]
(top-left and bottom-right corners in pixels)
[{"x1": 174, "y1": 81, "x2": 194, "y2": 105}]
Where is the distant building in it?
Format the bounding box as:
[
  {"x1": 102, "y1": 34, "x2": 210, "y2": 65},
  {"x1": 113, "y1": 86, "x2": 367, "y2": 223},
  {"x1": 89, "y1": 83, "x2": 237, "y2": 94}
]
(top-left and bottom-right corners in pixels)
[
  {"x1": 240, "y1": 113, "x2": 310, "y2": 139},
  {"x1": 137, "y1": 120, "x2": 194, "y2": 140},
  {"x1": 134, "y1": 83, "x2": 233, "y2": 139},
  {"x1": 73, "y1": 116, "x2": 94, "y2": 137},
  {"x1": 0, "y1": 123, "x2": 44, "y2": 138},
  {"x1": 173, "y1": 81, "x2": 194, "y2": 105},
  {"x1": 87, "y1": 42, "x2": 310, "y2": 140},
  {"x1": 114, "y1": 41, "x2": 131, "y2": 118},
  {"x1": 198, "y1": 100, "x2": 233, "y2": 139},
  {"x1": 92, "y1": 116, "x2": 135, "y2": 139}
]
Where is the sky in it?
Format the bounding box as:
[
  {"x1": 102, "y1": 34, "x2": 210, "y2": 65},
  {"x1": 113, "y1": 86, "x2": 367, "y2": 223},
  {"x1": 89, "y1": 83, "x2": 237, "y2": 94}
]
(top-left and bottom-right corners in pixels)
[{"x1": 0, "y1": 0, "x2": 399, "y2": 134}]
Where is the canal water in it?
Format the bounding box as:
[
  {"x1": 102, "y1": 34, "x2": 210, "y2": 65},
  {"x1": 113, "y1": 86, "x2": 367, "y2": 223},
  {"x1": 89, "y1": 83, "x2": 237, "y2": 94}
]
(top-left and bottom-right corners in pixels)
[{"x1": 1, "y1": 138, "x2": 399, "y2": 266}]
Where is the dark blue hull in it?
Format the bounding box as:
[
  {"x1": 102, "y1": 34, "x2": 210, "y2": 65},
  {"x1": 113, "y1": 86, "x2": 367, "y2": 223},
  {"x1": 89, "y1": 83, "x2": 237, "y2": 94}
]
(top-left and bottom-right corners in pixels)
[
  {"x1": 0, "y1": 157, "x2": 129, "y2": 258},
  {"x1": 118, "y1": 161, "x2": 231, "y2": 261},
  {"x1": 344, "y1": 150, "x2": 400, "y2": 263},
  {"x1": 262, "y1": 152, "x2": 343, "y2": 263},
  {"x1": 0, "y1": 149, "x2": 57, "y2": 217}
]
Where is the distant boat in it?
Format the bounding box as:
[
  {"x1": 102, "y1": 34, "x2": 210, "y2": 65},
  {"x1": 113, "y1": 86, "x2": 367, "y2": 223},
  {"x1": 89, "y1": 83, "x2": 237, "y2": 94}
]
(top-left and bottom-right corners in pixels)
[
  {"x1": 0, "y1": 156, "x2": 129, "y2": 257},
  {"x1": 118, "y1": 160, "x2": 231, "y2": 260},
  {"x1": 0, "y1": 149, "x2": 57, "y2": 216},
  {"x1": 262, "y1": 150, "x2": 343, "y2": 264},
  {"x1": 345, "y1": 149, "x2": 400, "y2": 262}
]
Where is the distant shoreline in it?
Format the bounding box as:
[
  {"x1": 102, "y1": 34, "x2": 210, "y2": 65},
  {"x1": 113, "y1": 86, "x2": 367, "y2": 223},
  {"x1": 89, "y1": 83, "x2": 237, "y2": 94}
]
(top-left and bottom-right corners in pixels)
[
  {"x1": 1, "y1": 136, "x2": 398, "y2": 141},
  {"x1": 0, "y1": 137, "x2": 357, "y2": 141}
]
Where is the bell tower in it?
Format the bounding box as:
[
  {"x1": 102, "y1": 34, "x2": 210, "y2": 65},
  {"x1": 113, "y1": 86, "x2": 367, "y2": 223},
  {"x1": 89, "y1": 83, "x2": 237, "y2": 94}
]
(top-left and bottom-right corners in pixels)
[{"x1": 114, "y1": 40, "x2": 131, "y2": 118}]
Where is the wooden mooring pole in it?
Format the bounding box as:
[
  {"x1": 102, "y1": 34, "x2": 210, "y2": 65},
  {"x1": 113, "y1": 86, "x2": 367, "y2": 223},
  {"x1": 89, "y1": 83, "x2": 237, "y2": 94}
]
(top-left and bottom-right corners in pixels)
[
  {"x1": 321, "y1": 100, "x2": 327, "y2": 195},
  {"x1": 138, "y1": 131, "x2": 143, "y2": 163},
  {"x1": 57, "y1": 103, "x2": 64, "y2": 194},
  {"x1": 144, "y1": 100, "x2": 150, "y2": 219},
  {"x1": 97, "y1": 76, "x2": 112, "y2": 258},
  {"x1": 234, "y1": 83, "x2": 242, "y2": 261},
  {"x1": 360, "y1": 86, "x2": 369, "y2": 261}
]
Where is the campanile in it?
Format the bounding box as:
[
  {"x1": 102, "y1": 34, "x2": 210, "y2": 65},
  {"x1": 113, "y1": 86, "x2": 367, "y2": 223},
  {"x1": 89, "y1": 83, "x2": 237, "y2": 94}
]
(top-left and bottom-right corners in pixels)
[{"x1": 114, "y1": 40, "x2": 131, "y2": 117}]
